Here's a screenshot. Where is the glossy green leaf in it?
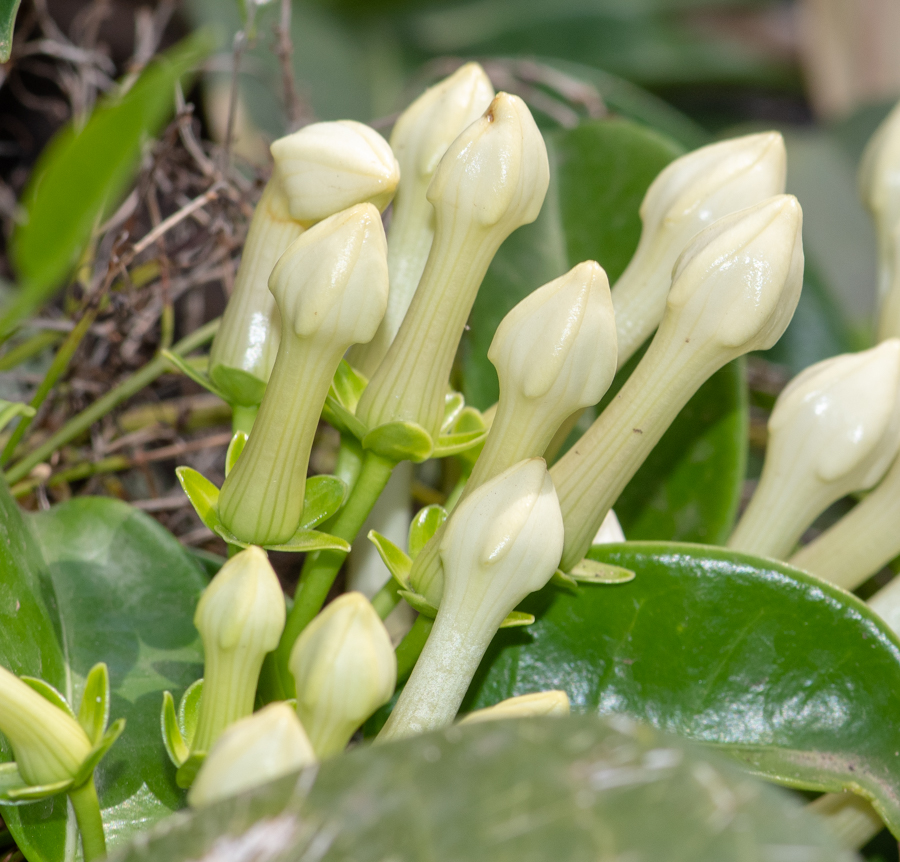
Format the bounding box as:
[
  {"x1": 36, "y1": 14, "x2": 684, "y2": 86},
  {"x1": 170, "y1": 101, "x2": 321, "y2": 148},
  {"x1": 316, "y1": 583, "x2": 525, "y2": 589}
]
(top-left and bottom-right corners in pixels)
[
  {"x1": 175, "y1": 466, "x2": 220, "y2": 532},
  {"x1": 362, "y1": 421, "x2": 433, "y2": 463},
  {"x1": 407, "y1": 505, "x2": 447, "y2": 561},
  {"x1": 78, "y1": 663, "x2": 110, "y2": 745},
  {"x1": 4, "y1": 31, "x2": 215, "y2": 334},
  {"x1": 71, "y1": 718, "x2": 125, "y2": 788},
  {"x1": 108, "y1": 714, "x2": 851, "y2": 862},
  {"x1": 263, "y1": 529, "x2": 351, "y2": 554},
  {"x1": 160, "y1": 351, "x2": 226, "y2": 401},
  {"x1": 208, "y1": 365, "x2": 265, "y2": 407},
  {"x1": 0, "y1": 0, "x2": 20, "y2": 62},
  {"x1": 177, "y1": 679, "x2": 203, "y2": 749},
  {"x1": 368, "y1": 529, "x2": 412, "y2": 588},
  {"x1": 161, "y1": 692, "x2": 189, "y2": 768},
  {"x1": 441, "y1": 392, "x2": 465, "y2": 432},
  {"x1": 299, "y1": 475, "x2": 347, "y2": 529},
  {"x1": 330, "y1": 359, "x2": 368, "y2": 412},
  {"x1": 466, "y1": 541, "x2": 900, "y2": 837},
  {"x1": 0, "y1": 487, "x2": 206, "y2": 860},
  {"x1": 322, "y1": 395, "x2": 368, "y2": 440},
  {"x1": 569, "y1": 557, "x2": 635, "y2": 584},
  {"x1": 224, "y1": 431, "x2": 247, "y2": 478}
]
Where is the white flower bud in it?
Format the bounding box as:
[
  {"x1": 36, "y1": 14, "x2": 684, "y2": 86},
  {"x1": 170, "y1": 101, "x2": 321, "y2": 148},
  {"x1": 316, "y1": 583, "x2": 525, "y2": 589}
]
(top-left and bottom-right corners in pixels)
[
  {"x1": 731, "y1": 340, "x2": 900, "y2": 560},
  {"x1": 290, "y1": 592, "x2": 396, "y2": 758},
  {"x1": 358, "y1": 93, "x2": 550, "y2": 443},
  {"x1": 188, "y1": 703, "x2": 315, "y2": 807},
  {"x1": 613, "y1": 132, "x2": 786, "y2": 364},
  {"x1": 380, "y1": 459, "x2": 563, "y2": 740},
  {"x1": 552, "y1": 196, "x2": 804, "y2": 571},
  {"x1": 271, "y1": 121, "x2": 399, "y2": 224},
  {"x1": 219, "y1": 204, "x2": 389, "y2": 545},
  {"x1": 192, "y1": 547, "x2": 286, "y2": 753},
  {"x1": 458, "y1": 690, "x2": 570, "y2": 725},
  {"x1": 350, "y1": 63, "x2": 494, "y2": 375},
  {"x1": 0, "y1": 664, "x2": 91, "y2": 786}
]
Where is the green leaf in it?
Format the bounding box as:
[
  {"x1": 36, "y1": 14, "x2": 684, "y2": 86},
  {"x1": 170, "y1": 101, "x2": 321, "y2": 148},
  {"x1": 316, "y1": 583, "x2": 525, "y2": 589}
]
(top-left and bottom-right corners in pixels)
[
  {"x1": 208, "y1": 365, "x2": 266, "y2": 407},
  {"x1": 77, "y1": 663, "x2": 110, "y2": 745},
  {"x1": 396, "y1": 589, "x2": 437, "y2": 618},
  {"x1": 362, "y1": 421, "x2": 433, "y2": 463},
  {"x1": 224, "y1": 431, "x2": 247, "y2": 478},
  {"x1": 299, "y1": 475, "x2": 347, "y2": 529},
  {"x1": 322, "y1": 395, "x2": 368, "y2": 440},
  {"x1": 19, "y1": 677, "x2": 76, "y2": 719},
  {"x1": 3, "y1": 31, "x2": 215, "y2": 334},
  {"x1": 71, "y1": 718, "x2": 126, "y2": 788},
  {"x1": 263, "y1": 529, "x2": 351, "y2": 554},
  {"x1": 0, "y1": 0, "x2": 21, "y2": 63},
  {"x1": 0, "y1": 488, "x2": 206, "y2": 860},
  {"x1": 568, "y1": 558, "x2": 635, "y2": 584},
  {"x1": 368, "y1": 529, "x2": 412, "y2": 589},
  {"x1": 177, "y1": 679, "x2": 203, "y2": 749},
  {"x1": 330, "y1": 359, "x2": 368, "y2": 413},
  {"x1": 432, "y1": 428, "x2": 488, "y2": 458},
  {"x1": 107, "y1": 714, "x2": 850, "y2": 861},
  {"x1": 161, "y1": 692, "x2": 189, "y2": 768},
  {"x1": 176, "y1": 466, "x2": 221, "y2": 532},
  {"x1": 466, "y1": 541, "x2": 900, "y2": 837},
  {"x1": 0, "y1": 399, "x2": 35, "y2": 433},
  {"x1": 161, "y1": 351, "x2": 227, "y2": 401},
  {"x1": 441, "y1": 392, "x2": 465, "y2": 433},
  {"x1": 407, "y1": 505, "x2": 446, "y2": 561},
  {"x1": 498, "y1": 611, "x2": 534, "y2": 629}
]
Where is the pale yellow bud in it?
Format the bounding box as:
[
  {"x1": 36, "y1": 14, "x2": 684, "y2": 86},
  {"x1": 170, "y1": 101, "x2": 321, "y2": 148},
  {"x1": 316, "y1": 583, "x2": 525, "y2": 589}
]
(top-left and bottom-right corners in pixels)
[
  {"x1": 459, "y1": 691, "x2": 570, "y2": 725},
  {"x1": 192, "y1": 547, "x2": 286, "y2": 753},
  {"x1": 290, "y1": 592, "x2": 396, "y2": 758},
  {"x1": 188, "y1": 703, "x2": 315, "y2": 807},
  {"x1": 731, "y1": 340, "x2": 900, "y2": 560}
]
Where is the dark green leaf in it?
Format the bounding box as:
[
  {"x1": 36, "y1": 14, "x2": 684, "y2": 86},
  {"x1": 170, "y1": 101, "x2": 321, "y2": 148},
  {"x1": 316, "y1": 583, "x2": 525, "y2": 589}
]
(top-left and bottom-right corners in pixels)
[
  {"x1": 466, "y1": 541, "x2": 900, "y2": 837},
  {"x1": 108, "y1": 714, "x2": 852, "y2": 862},
  {"x1": 0, "y1": 0, "x2": 21, "y2": 63}
]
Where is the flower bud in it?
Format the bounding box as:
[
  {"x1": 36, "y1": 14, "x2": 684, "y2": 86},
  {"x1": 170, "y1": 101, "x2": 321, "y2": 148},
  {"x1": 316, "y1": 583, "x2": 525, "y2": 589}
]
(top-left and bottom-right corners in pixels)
[
  {"x1": 188, "y1": 703, "x2": 315, "y2": 807},
  {"x1": 380, "y1": 459, "x2": 563, "y2": 740},
  {"x1": 350, "y1": 64, "x2": 494, "y2": 375},
  {"x1": 290, "y1": 592, "x2": 396, "y2": 758},
  {"x1": 357, "y1": 93, "x2": 550, "y2": 444},
  {"x1": 271, "y1": 120, "x2": 399, "y2": 224},
  {"x1": 552, "y1": 195, "x2": 804, "y2": 571},
  {"x1": 613, "y1": 132, "x2": 786, "y2": 365},
  {"x1": 458, "y1": 690, "x2": 570, "y2": 725},
  {"x1": 219, "y1": 204, "x2": 389, "y2": 545},
  {"x1": 192, "y1": 547, "x2": 286, "y2": 754},
  {"x1": 731, "y1": 340, "x2": 900, "y2": 560},
  {"x1": 0, "y1": 664, "x2": 92, "y2": 786}
]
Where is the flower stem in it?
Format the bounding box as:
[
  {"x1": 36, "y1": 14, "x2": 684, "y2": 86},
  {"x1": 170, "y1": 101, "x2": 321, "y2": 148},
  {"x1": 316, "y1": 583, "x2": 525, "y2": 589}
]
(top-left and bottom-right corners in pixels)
[{"x1": 68, "y1": 778, "x2": 106, "y2": 862}]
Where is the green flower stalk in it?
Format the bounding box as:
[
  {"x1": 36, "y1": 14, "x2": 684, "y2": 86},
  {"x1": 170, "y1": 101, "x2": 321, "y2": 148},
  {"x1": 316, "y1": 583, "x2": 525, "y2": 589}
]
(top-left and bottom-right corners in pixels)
[
  {"x1": 192, "y1": 547, "x2": 286, "y2": 754},
  {"x1": 218, "y1": 204, "x2": 390, "y2": 546},
  {"x1": 209, "y1": 121, "x2": 399, "y2": 416},
  {"x1": 379, "y1": 459, "x2": 564, "y2": 741},
  {"x1": 349, "y1": 63, "x2": 494, "y2": 376},
  {"x1": 552, "y1": 195, "x2": 805, "y2": 572},
  {"x1": 290, "y1": 592, "x2": 396, "y2": 757},
  {"x1": 410, "y1": 260, "x2": 618, "y2": 606},
  {"x1": 356, "y1": 92, "x2": 550, "y2": 445},
  {"x1": 458, "y1": 690, "x2": 570, "y2": 725},
  {"x1": 731, "y1": 340, "x2": 900, "y2": 561},
  {"x1": 612, "y1": 132, "x2": 786, "y2": 366},
  {"x1": 188, "y1": 703, "x2": 316, "y2": 807}
]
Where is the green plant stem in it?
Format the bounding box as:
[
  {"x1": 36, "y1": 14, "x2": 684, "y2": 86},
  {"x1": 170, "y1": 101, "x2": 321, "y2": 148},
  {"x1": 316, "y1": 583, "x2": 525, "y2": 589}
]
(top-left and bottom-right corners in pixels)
[
  {"x1": 68, "y1": 778, "x2": 106, "y2": 862},
  {"x1": 231, "y1": 404, "x2": 257, "y2": 436},
  {"x1": 275, "y1": 450, "x2": 395, "y2": 694},
  {"x1": 395, "y1": 614, "x2": 433, "y2": 685},
  {"x1": 0, "y1": 330, "x2": 63, "y2": 372},
  {"x1": 10, "y1": 454, "x2": 130, "y2": 497},
  {"x1": 4, "y1": 318, "x2": 220, "y2": 485},
  {"x1": 371, "y1": 580, "x2": 401, "y2": 619}
]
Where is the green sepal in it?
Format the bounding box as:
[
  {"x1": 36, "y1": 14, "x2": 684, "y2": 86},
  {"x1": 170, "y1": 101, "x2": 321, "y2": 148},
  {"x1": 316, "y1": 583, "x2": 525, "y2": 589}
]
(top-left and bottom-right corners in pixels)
[
  {"x1": 397, "y1": 589, "x2": 438, "y2": 618},
  {"x1": 299, "y1": 475, "x2": 348, "y2": 529},
  {"x1": 178, "y1": 679, "x2": 203, "y2": 751},
  {"x1": 175, "y1": 752, "x2": 206, "y2": 789},
  {"x1": 71, "y1": 718, "x2": 125, "y2": 788},
  {"x1": 368, "y1": 530, "x2": 412, "y2": 589},
  {"x1": 209, "y1": 364, "x2": 266, "y2": 407},
  {"x1": 19, "y1": 677, "x2": 76, "y2": 719},
  {"x1": 161, "y1": 691, "x2": 189, "y2": 768},
  {"x1": 224, "y1": 431, "x2": 248, "y2": 478},
  {"x1": 0, "y1": 762, "x2": 72, "y2": 804},
  {"x1": 330, "y1": 360, "x2": 368, "y2": 413},
  {"x1": 77, "y1": 662, "x2": 110, "y2": 745},
  {"x1": 264, "y1": 530, "x2": 351, "y2": 554},
  {"x1": 322, "y1": 396, "x2": 368, "y2": 440},
  {"x1": 441, "y1": 392, "x2": 465, "y2": 433},
  {"x1": 363, "y1": 421, "x2": 433, "y2": 463},
  {"x1": 499, "y1": 611, "x2": 535, "y2": 629},
  {"x1": 570, "y1": 557, "x2": 636, "y2": 584},
  {"x1": 408, "y1": 505, "x2": 447, "y2": 561},
  {"x1": 161, "y1": 350, "x2": 227, "y2": 401},
  {"x1": 0, "y1": 399, "x2": 35, "y2": 434},
  {"x1": 433, "y1": 429, "x2": 488, "y2": 459},
  {"x1": 550, "y1": 570, "x2": 579, "y2": 591},
  {"x1": 175, "y1": 466, "x2": 221, "y2": 533}
]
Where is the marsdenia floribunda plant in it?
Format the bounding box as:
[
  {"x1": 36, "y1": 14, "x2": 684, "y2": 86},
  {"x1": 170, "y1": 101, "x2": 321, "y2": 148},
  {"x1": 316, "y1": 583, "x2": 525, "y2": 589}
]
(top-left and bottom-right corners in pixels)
[
  {"x1": 188, "y1": 703, "x2": 316, "y2": 808},
  {"x1": 458, "y1": 691, "x2": 570, "y2": 725},
  {"x1": 219, "y1": 204, "x2": 389, "y2": 545},
  {"x1": 859, "y1": 100, "x2": 900, "y2": 340},
  {"x1": 612, "y1": 132, "x2": 786, "y2": 365},
  {"x1": 191, "y1": 547, "x2": 286, "y2": 755},
  {"x1": 552, "y1": 195, "x2": 805, "y2": 572},
  {"x1": 730, "y1": 340, "x2": 900, "y2": 561},
  {"x1": 208, "y1": 121, "x2": 398, "y2": 416},
  {"x1": 411, "y1": 260, "x2": 617, "y2": 606},
  {"x1": 357, "y1": 92, "x2": 550, "y2": 446},
  {"x1": 290, "y1": 592, "x2": 396, "y2": 758},
  {"x1": 380, "y1": 459, "x2": 564, "y2": 741},
  {"x1": 350, "y1": 63, "x2": 494, "y2": 376}
]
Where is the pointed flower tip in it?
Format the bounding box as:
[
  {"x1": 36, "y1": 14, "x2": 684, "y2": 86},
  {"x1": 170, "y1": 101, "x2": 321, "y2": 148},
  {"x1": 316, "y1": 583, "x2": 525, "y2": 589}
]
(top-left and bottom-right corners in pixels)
[
  {"x1": 271, "y1": 120, "x2": 400, "y2": 223},
  {"x1": 269, "y1": 202, "x2": 389, "y2": 345}
]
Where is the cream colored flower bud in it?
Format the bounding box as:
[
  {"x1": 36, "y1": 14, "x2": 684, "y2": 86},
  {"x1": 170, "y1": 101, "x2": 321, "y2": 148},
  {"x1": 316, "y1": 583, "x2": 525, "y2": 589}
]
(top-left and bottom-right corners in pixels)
[
  {"x1": 0, "y1": 664, "x2": 92, "y2": 786},
  {"x1": 192, "y1": 547, "x2": 286, "y2": 754},
  {"x1": 350, "y1": 63, "x2": 494, "y2": 375},
  {"x1": 613, "y1": 132, "x2": 786, "y2": 365},
  {"x1": 552, "y1": 195, "x2": 804, "y2": 571},
  {"x1": 219, "y1": 204, "x2": 389, "y2": 545},
  {"x1": 380, "y1": 459, "x2": 564, "y2": 740},
  {"x1": 188, "y1": 703, "x2": 315, "y2": 807},
  {"x1": 458, "y1": 691, "x2": 570, "y2": 725},
  {"x1": 731, "y1": 340, "x2": 900, "y2": 560},
  {"x1": 357, "y1": 93, "x2": 550, "y2": 443},
  {"x1": 271, "y1": 121, "x2": 399, "y2": 224},
  {"x1": 290, "y1": 592, "x2": 396, "y2": 758}
]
